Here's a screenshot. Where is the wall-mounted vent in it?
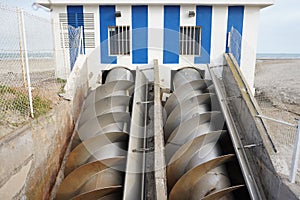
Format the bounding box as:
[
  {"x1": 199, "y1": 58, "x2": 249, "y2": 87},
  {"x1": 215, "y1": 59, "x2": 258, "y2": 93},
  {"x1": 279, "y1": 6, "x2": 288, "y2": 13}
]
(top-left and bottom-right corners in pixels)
[{"x1": 59, "y1": 13, "x2": 95, "y2": 49}]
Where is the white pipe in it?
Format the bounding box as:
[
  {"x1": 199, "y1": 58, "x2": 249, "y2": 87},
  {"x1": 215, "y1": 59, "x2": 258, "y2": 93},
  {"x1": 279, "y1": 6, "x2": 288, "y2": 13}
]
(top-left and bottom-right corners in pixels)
[
  {"x1": 256, "y1": 114, "x2": 297, "y2": 127},
  {"x1": 60, "y1": 22, "x2": 68, "y2": 78},
  {"x1": 20, "y1": 9, "x2": 34, "y2": 118},
  {"x1": 289, "y1": 120, "x2": 300, "y2": 183},
  {"x1": 17, "y1": 8, "x2": 27, "y2": 88}
]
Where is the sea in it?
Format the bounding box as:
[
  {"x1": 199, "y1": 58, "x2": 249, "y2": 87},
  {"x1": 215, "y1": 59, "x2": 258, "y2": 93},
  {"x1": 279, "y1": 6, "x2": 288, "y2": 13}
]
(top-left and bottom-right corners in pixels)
[
  {"x1": 0, "y1": 52, "x2": 53, "y2": 60},
  {"x1": 256, "y1": 53, "x2": 300, "y2": 59}
]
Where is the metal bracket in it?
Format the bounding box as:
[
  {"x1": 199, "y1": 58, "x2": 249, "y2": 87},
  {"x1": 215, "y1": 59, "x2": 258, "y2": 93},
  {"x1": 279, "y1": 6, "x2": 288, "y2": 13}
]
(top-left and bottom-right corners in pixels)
[
  {"x1": 132, "y1": 147, "x2": 154, "y2": 153},
  {"x1": 257, "y1": 115, "x2": 297, "y2": 127},
  {"x1": 238, "y1": 143, "x2": 263, "y2": 150},
  {"x1": 140, "y1": 67, "x2": 154, "y2": 71},
  {"x1": 136, "y1": 100, "x2": 154, "y2": 105},
  {"x1": 221, "y1": 95, "x2": 241, "y2": 102},
  {"x1": 209, "y1": 64, "x2": 227, "y2": 69}
]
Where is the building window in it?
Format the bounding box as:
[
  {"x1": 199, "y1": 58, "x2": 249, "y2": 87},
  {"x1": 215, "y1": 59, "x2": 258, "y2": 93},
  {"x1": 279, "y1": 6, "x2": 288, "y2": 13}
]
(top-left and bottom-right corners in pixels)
[
  {"x1": 180, "y1": 26, "x2": 201, "y2": 55},
  {"x1": 108, "y1": 26, "x2": 130, "y2": 55}
]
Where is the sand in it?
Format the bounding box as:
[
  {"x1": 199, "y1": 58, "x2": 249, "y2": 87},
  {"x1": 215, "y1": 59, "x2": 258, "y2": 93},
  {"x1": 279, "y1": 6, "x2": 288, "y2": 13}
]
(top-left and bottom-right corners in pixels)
[
  {"x1": 254, "y1": 59, "x2": 300, "y2": 186},
  {"x1": 0, "y1": 58, "x2": 63, "y2": 139}
]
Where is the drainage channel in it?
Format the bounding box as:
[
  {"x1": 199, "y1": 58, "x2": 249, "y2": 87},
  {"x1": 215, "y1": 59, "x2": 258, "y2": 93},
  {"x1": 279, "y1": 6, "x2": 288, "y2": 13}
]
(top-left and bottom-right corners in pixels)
[
  {"x1": 55, "y1": 67, "x2": 134, "y2": 200},
  {"x1": 123, "y1": 68, "x2": 155, "y2": 200},
  {"x1": 164, "y1": 67, "x2": 251, "y2": 200},
  {"x1": 55, "y1": 66, "x2": 260, "y2": 200}
]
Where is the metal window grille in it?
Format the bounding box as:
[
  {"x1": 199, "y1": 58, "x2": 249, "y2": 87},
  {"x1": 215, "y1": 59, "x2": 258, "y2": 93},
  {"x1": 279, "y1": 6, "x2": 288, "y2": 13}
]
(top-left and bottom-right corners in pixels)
[
  {"x1": 108, "y1": 26, "x2": 130, "y2": 55},
  {"x1": 180, "y1": 26, "x2": 201, "y2": 55}
]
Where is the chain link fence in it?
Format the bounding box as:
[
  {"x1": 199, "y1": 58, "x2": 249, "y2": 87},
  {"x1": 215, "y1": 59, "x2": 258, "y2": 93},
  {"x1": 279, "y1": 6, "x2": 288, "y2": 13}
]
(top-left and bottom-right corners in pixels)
[
  {"x1": 228, "y1": 27, "x2": 242, "y2": 66},
  {"x1": 229, "y1": 26, "x2": 298, "y2": 148},
  {"x1": 254, "y1": 62, "x2": 299, "y2": 182},
  {"x1": 228, "y1": 27, "x2": 300, "y2": 182},
  {"x1": 255, "y1": 93, "x2": 298, "y2": 147},
  {"x1": 0, "y1": 5, "x2": 82, "y2": 138}
]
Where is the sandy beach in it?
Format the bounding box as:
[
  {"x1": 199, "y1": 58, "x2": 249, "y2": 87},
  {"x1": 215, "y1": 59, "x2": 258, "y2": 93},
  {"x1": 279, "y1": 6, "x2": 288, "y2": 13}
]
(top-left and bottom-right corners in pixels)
[
  {"x1": 0, "y1": 58, "x2": 63, "y2": 139},
  {"x1": 254, "y1": 58, "x2": 300, "y2": 186}
]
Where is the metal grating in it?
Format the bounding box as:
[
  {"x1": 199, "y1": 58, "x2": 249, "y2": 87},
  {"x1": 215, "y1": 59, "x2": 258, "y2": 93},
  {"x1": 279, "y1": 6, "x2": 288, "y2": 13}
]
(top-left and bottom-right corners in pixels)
[
  {"x1": 108, "y1": 26, "x2": 130, "y2": 56},
  {"x1": 180, "y1": 26, "x2": 201, "y2": 56}
]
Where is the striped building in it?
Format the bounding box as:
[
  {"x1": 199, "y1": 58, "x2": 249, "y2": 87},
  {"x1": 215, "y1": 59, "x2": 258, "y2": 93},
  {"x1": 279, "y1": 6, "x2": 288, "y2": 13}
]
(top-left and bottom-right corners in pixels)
[{"x1": 36, "y1": 0, "x2": 274, "y2": 90}]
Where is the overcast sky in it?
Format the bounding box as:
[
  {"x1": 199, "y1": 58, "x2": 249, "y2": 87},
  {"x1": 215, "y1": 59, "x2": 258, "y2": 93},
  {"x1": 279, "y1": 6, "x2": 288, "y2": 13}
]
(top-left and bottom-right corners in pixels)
[
  {"x1": 1, "y1": 0, "x2": 299, "y2": 54},
  {"x1": 257, "y1": 0, "x2": 300, "y2": 54}
]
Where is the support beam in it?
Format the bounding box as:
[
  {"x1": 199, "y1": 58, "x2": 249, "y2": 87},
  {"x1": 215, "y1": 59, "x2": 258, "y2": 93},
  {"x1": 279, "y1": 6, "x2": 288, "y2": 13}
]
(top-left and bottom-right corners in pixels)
[{"x1": 153, "y1": 59, "x2": 168, "y2": 200}]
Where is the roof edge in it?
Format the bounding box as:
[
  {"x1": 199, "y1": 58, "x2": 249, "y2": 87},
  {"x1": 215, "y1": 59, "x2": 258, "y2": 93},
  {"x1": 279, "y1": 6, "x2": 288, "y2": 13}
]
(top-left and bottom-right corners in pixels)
[{"x1": 35, "y1": 0, "x2": 275, "y2": 9}]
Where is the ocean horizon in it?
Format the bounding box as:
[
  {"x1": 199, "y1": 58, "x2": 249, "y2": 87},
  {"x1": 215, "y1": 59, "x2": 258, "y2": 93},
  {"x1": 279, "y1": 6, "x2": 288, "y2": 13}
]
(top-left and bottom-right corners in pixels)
[
  {"x1": 0, "y1": 52, "x2": 53, "y2": 60},
  {"x1": 256, "y1": 53, "x2": 300, "y2": 59}
]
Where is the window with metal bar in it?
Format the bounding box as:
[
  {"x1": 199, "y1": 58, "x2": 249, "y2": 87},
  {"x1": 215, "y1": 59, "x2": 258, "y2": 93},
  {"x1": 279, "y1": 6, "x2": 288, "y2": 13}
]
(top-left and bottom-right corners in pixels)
[
  {"x1": 180, "y1": 26, "x2": 201, "y2": 55},
  {"x1": 108, "y1": 26, "x2": 130, "y2": 55}
]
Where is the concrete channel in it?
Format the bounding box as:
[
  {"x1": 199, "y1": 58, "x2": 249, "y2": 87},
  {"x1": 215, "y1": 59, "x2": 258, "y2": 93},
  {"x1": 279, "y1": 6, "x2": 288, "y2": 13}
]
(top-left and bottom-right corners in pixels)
[{"x1": 53, "y1": 58, "x2": 298, "y2": 199}]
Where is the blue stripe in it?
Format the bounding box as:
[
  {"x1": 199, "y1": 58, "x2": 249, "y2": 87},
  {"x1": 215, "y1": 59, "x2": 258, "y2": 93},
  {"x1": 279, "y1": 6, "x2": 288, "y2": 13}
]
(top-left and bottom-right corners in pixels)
[
  {"x1": 226, "y1": 6, "x2": 244, "y2": 65},
  {"x1": 100, "y1": 6, "x2": 117, "y2": 64},
  {"x1": 132, "y1": 6, "x2": 148, "y2": 64},
  {"x1": 67, "y1": 6, "x2": 84, "y2": 69},
  {"x1": 67, "y1": 6, "x2": 84, "y2": 27},
  {"x1": 163, "y1": 6, "x2": 180, "y2": 64},
  {"x1": 195, "y1": 6, "x2": 212, "y2": 64}
]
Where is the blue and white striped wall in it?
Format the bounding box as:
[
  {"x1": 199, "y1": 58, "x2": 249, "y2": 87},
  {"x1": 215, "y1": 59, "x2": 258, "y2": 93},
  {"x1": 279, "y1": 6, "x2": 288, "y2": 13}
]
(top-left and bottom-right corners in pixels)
[{"x1": 51, "y1": 4, "x2": 260, "y2": 90}]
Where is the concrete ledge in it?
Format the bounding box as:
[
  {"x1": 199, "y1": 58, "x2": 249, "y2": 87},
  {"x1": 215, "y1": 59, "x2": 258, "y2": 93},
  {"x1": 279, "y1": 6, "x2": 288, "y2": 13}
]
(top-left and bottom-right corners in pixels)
[
  {"x1": 154, "y1": 60, "x2": 168, "y2": 200},
  {"x1": 0, "y1": 55, "x2": 88, "y2": 200}
]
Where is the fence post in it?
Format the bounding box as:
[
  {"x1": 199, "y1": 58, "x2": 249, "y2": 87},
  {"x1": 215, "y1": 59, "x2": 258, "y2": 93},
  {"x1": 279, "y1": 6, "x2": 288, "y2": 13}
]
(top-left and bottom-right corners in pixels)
[
  {"x1": 60, "y1": 22, "x2": 69, "y2": 78},
  {"x1": 20, "y1": 9, "x2": 34, "y2": 118},
  {"x1": 17, "y1": 8, "x2": 27, "y2": 88},
  {"x1": 289, "y1": 119, "x2": 300, "y2": 183}
]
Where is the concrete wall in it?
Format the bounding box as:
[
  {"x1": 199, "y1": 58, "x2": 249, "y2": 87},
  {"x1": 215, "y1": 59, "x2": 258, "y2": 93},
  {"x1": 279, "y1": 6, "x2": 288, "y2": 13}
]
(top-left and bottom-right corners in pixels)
[
  {"x1": 49, "y1": 4, "x2": 262, "y2": 91},
  {"x1": 223, "y1": 54, "x2": 298, "y2": 200},
  {"x1": 0, "y1": 56, "x2": 88, "y2": 200}
]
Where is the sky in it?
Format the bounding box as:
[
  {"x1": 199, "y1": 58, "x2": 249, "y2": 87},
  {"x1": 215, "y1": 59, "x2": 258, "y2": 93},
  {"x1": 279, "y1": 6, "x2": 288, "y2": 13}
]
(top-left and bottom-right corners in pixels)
[
  {"x1": 1, "y1": 0, "x2": 300, "y2": 54},
  {"x1": 257, "y1": 0, "x2": 300, "y2": 54}
]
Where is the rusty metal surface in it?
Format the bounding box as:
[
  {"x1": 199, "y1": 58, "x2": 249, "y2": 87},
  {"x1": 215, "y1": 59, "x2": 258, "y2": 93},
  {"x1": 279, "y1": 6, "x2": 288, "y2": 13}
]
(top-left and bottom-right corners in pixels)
[
  {"x1": 56, "y1": 157, "x2": 125, "y2": 200},
  {"x1": 168, "y1": 155, "x2": 235, "y2": 200},
  {"x1": 56, "y1": 66, "x2": 254, "y2": 200},
  {"x1": 187, "y1": 172, "x2": 233, "y2": 200},
  {"x1": 65, "y1": 132, "x2": 127, "y2": 175},
  {"x1": 65, "y1": 139, "x2": 128, "y2": 176},
  {"x1": 97, "y1": 193, "x2": 122, "y2": 200},
  {"x1": 164, "y1": 68, "x2": 248, "y2": 200},
  {"x1": 56, "y1": 68, "x2": 134, "y2": 200},
  {"x1": 167, "y1": 132, "x2": 225, "y2": 189},
  {"x1": 71, "y1": 186, "x2": 122, "y2": 200},
  {"x1": 78, "y1": 168, "x2": 123, "y2": 194},
  {"x1": 201, "y1": 185, "x2": 244, "y2": 200}
]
